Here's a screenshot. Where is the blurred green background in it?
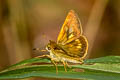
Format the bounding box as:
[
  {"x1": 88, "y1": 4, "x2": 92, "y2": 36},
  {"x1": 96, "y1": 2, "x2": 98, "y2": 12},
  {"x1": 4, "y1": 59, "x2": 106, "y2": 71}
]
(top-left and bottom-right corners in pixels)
[{"x1": 0, "y1": 0, "x2": 120, "y2": 80}]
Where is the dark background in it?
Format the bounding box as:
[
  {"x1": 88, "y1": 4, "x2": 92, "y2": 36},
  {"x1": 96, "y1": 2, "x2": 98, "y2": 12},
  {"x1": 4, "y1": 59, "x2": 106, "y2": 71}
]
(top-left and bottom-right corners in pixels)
[{"x1": 0, "y1": 0, "x2": 120, "y2": 80}]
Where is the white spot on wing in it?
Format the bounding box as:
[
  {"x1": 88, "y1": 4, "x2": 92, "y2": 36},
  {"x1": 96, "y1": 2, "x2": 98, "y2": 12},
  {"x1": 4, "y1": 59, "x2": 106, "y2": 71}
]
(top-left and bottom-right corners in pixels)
[
  {"x1": 77, "y1": 46, "x2": 81, "y2": 48},
  {"x1": 69, "y1": 34, "x2": 74, "y2": 38}
]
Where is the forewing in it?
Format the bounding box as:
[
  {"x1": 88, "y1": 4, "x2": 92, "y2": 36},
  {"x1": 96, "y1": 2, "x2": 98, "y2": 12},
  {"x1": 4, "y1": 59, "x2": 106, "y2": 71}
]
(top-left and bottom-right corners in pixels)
[{"x1": 57, "y1": 10, "x2": 83, "y2": 45}]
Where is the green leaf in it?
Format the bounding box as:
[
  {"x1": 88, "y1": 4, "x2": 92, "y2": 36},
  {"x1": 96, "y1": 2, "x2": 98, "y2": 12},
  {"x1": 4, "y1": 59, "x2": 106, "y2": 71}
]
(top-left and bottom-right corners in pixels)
[
  {"x1": 0, "y1": 58, "x2": 51, "y2": 73},
  {"x1": 84, "y1": 56, "x2": 120, "y2": 63},
  {"x1": 0, "y1": 56, "x2": 120, "y2": 80},
  {"x1": 7, "y1": 58, "x2": 51, "y2": 69}
]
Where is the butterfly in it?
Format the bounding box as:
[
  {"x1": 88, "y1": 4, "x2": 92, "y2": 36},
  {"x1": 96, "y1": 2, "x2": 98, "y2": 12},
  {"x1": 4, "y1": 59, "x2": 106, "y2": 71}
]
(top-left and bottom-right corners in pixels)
[{"x1": 34, "y1": 10, "x2": 88, "y2": 73}]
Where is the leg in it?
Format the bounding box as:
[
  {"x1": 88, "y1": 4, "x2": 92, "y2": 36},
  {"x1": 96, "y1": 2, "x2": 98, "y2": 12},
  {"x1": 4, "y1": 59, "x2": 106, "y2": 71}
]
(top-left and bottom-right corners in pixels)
[
  {"x1": 51, "y1": 59, "x2": 58, "y2": 74},
  {"x1": 79, "y1": 59, "x2": 84, "y2": 64},
  {"x1": 35, "y1": 55, "x2": 51, "y2": 58},
  {"x1": 35, "y1": 55, "x2": 58, "y2": 74},
  {"x1": 62, "y1": 60, "x2": 67, "y2": 72},
  {"x1": 65, "y1": 62, "x2": 71, "y2": 68}
]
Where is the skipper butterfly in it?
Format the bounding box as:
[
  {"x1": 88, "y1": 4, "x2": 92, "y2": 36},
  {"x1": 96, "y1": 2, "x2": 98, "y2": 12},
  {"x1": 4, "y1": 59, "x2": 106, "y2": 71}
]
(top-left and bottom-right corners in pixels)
[{"x1": 34, "y1": 10, "x2": 88, "y2": 73}]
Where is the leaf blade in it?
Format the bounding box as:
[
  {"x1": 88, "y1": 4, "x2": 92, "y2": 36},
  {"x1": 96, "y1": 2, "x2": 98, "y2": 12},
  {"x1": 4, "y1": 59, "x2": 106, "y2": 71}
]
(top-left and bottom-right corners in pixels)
[{"x1": 0, "y1": 56, "x2": 120, "y2": 80}]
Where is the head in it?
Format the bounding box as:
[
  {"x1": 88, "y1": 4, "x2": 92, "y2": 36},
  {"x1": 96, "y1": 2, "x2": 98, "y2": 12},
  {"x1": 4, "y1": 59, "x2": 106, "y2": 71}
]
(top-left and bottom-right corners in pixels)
[{"x1": 46, "y1": 40, "x2": 58, "y2": 52}]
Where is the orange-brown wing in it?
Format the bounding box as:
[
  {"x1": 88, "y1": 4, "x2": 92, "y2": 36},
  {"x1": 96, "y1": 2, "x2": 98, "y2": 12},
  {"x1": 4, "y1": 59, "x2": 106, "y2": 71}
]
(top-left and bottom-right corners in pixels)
[
  {"x1": 57, "y1": 10, "x2": 83, "y2": 45},
  {"x1": 59, "y1": 35, "x2": 88, "y2": 58}
]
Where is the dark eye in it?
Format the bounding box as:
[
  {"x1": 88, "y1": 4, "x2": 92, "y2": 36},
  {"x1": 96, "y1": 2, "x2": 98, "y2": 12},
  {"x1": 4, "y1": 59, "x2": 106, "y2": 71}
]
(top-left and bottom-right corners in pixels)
[
  {"x1": 48, "y1": 47, "x2": 51, "y2": 50},
  {"x1": 53, "y1": 47, "x2": 58, "y2": 50}
]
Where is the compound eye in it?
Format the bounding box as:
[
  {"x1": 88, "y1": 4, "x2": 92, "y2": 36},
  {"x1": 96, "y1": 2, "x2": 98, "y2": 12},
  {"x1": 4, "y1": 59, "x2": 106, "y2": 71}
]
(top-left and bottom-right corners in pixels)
[{"x1": 47, "y1": 47, "x2": 51, "y2": 50}]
